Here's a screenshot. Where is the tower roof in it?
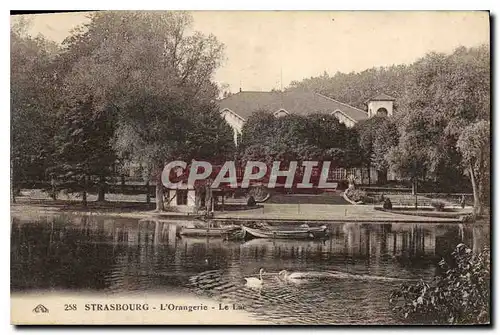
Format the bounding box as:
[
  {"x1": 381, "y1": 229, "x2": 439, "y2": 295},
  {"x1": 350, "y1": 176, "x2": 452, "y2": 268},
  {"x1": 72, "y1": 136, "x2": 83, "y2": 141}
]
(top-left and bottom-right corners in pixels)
[{"x1": 365, "y1": 93, "x2": 396, "y2": 103}]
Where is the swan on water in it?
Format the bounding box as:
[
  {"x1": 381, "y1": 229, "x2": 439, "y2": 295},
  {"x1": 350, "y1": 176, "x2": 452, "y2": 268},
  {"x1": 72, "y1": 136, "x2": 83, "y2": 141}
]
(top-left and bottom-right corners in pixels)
[
  {"x1": 278, "y1": 270, "x2": 309, "y2": 284},
  {"x1": 244, "y1": 268, "x2": 265, "y2": 288}
]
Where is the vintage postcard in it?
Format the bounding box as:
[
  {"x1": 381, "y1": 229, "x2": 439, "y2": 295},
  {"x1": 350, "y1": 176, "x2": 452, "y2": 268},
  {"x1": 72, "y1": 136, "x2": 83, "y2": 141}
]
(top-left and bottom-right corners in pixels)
[{"x1": 10, "y1": 10, "x2": 490, "y2": 325}]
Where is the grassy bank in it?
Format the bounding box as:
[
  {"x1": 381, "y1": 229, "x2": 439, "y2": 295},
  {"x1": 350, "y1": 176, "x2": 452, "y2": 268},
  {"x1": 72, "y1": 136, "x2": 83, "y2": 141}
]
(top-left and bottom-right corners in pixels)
[
  {"x1": 11, "y1": 191, "x2": 472, "y2": 224},
  {"x1": 10, "y1": 198, "x2": 201, "y2": 220}
]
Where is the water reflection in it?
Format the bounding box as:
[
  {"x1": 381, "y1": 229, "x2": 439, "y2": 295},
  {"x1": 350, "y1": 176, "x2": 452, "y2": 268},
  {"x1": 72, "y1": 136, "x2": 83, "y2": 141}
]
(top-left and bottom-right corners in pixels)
[{"x1": 11, "y1": 214, "x2": 490, "y2": 324}]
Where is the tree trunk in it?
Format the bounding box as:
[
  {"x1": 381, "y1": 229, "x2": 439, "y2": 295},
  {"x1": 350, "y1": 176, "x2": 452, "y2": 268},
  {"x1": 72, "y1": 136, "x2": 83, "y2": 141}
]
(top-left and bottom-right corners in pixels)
[
  {"x1": 146, "y1": 180, "x2": 151, "y2": 204},
  {"x1": 367, "y1": 164, "x2": 371, "y2": 186},
  {"x1": 205, "y1": 183, "x2": 212, "y2": 213},
  {"x1": 11, "y1": 187, "x2": 16, "y2": 203},
  {"x1": 50, "y1": 178, "x2": 57, "y2": 200},
  {"x1": 82, "y1": 176, "x2": 88, "y2": 207},
  {"x1": 377, "y1": 170, "x2": 388, "y2": 185},
  {"x1": 469, "y1": 163, "x2": 481, "y2": 216},
  {"x1": 11, "y1": 162, "x2": 17, "y2": 203},
  {"x1": 477, "y1": 151, "x2": 485, "y2": 216},
  {"x1": 221, "y1": 190, "x2": 225, "y2": 212},
  {"x1": 97, "y1": 176, "x2": 106, "y2": 202},
  {"x1": 412, "y1": 178, "x2": 418, "y2": 209},
  {"x1": 155, "y1": 169, "x2": 164, "y2": 211}
]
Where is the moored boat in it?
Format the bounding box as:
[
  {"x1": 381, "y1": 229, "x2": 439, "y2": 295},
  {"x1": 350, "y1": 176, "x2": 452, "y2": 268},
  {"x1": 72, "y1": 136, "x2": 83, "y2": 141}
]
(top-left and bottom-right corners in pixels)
[
  {"x1": 179, "y1": 225, "x2": 240, "y2": 237},
  {"x1": 241, "y1": 225, "x2": 328, "y2": 240}
]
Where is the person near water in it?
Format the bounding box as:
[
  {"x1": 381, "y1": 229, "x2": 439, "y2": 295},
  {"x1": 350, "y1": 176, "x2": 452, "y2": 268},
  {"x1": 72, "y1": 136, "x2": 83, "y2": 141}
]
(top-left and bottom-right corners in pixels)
[{"x1": 460, "y1": 194, "x2": 466, "y2": 209}]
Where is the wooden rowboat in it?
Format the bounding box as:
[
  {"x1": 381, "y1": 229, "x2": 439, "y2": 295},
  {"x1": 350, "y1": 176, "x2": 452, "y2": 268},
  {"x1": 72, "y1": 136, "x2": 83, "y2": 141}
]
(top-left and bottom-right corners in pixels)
[
  {"x1": 179, "y1": 225, "x2": 240, "y2": 238},
  {"x1": 241, "y1": 225, "x2": 329, "y2": 240}
]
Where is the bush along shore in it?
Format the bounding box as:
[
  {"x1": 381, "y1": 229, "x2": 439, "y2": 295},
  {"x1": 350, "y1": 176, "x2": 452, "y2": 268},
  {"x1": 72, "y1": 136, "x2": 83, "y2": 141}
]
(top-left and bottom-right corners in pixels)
[{"x1": 389, "y1": 244, "x2": 490, "y2": 325}]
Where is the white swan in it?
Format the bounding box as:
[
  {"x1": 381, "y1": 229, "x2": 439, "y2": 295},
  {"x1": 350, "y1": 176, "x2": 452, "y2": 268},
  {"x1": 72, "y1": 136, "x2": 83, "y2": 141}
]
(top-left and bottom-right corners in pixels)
[
  {"x1": 244, "y1": 268, "x2": 265, "y2": 288},
  {"x1": 278, "y1": 270, "x2": 308, "y2": 284}
]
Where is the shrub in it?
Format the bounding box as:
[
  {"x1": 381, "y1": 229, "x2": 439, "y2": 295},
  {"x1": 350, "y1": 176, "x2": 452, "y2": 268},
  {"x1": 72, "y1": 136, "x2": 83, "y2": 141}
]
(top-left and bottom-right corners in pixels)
[
  {"x1": 248, "y1": 185, "x2": 269, "y2": 201},
  {"x1": 389, "y1": 244, "x2": 490, "y2": 325},
  {"x1": 345, "y1": 189, "x2": 366, "y2": 202},
  {"x1": 431, "y1": 200, "x2": 446, "y2": 211},
  {"x1": 246, "y1": 195, "x2": 256, "y2": 206},
  {"x1": 383, "y1": 198, "x2": 393, "y2": 209}
]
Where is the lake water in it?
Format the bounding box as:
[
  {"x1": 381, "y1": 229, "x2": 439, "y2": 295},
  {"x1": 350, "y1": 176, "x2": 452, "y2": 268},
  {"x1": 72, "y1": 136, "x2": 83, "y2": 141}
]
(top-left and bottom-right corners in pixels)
[{"x1": 10, "y1": 214, "x2": 490, "y2": 325}]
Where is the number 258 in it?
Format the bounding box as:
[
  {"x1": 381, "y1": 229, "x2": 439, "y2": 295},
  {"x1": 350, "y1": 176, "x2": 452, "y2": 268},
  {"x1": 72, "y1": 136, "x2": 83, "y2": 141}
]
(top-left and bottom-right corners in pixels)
[{"x1": 64, "y1": 304, "x2": 77, "y2": 311}]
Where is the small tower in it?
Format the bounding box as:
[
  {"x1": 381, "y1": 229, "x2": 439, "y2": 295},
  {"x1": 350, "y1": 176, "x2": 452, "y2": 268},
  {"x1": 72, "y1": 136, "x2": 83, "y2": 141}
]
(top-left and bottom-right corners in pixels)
[{"x1": 366, "y1": 93, "x2": 396, "y2": 118}]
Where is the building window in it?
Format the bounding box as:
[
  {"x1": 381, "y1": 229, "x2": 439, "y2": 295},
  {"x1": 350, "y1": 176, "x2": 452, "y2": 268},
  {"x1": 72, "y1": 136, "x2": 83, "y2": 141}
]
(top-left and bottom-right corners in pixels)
[
  {"x1": 329, "y1": 168, "x2": 346, "y2": 180},
  {"x1": 176, "y1": 190, "x2": 188, "y2": 205},
  {"x1": 347, "y1": 168, "x2": 358, "y2": 180}
]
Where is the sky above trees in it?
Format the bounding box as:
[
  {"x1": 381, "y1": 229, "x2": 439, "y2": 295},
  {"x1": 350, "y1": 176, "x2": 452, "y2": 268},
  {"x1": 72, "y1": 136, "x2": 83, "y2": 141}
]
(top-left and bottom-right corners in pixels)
[{"x1": 13, "y1": 11, "x2": 489, "y2": 92}]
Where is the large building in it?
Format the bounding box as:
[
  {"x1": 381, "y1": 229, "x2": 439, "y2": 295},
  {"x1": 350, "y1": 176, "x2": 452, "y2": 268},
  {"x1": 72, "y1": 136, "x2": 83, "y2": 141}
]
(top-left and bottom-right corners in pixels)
[
  {"x1": 218, "y1": 90, "x2": 395, "y2": 145},
  {"x1": 166, "y1": 91, "x2": 397, "y2": 212}
]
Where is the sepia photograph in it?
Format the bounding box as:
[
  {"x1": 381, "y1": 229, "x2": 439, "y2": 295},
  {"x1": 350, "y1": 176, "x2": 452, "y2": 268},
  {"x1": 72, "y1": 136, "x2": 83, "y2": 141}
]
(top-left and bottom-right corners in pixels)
[{"x1": 9, "y1": 9, "x2": 491, "y2": 325}]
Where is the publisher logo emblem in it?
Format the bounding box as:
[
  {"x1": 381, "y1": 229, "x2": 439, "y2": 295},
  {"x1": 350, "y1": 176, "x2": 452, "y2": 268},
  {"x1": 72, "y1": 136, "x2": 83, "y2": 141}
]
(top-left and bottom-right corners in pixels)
[{"x1": 32, "y1": 304, "x2": 49, "y2": 314}]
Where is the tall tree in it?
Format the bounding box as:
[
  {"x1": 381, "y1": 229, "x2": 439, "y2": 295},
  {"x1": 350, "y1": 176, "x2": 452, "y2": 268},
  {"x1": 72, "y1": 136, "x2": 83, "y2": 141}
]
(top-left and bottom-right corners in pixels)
[
  {"x1": 63, "y1": 11, "x2": 226, "y2": 211},
  {"x1": 240, "y1": 110, "x2": 279, "y2": 150},
  {"x1": 387, "y1": 45, "x2": 489, "y2": 194},
  {"x1": 386, "y1": 128, "x2": 429, "y2": 196},
  {"x1": 186, "y1": 103, "x2": 236, "y2": 163},
  {"x1": 372, "y1": 118, "x2": 399, "y2": 181},
  {"x1": 10, "y1": 18, "x2": 60, "y2": 201},
  {"x1": 355, "y1": 116, "x2": 398, "y2": 184},
  {"x1": 52, "y1": 94, "x2": 117, "y2": 205},
  {"x1": 456, "y1": 121, "x2": 490, "y2": 215}
]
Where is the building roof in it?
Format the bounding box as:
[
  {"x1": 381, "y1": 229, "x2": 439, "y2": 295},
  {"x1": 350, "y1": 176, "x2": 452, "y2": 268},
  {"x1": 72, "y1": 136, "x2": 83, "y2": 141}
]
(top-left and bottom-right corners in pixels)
[
  {"x1": 218, "y1": 90, "x2": 368, "y2": 122},
  {"x1": 366, "y1": 93, "x2": 396, "y2": 102}
]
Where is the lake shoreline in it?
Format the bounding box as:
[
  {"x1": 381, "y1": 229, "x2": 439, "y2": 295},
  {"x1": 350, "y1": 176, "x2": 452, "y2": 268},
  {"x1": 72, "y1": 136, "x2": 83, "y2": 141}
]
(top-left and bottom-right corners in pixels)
[
  {"x1": 10, "y1": 199, "x2": 472, "y2": 224},
  {"x1": 10, "y1": 202, "x2": 196, "y2": 221}
]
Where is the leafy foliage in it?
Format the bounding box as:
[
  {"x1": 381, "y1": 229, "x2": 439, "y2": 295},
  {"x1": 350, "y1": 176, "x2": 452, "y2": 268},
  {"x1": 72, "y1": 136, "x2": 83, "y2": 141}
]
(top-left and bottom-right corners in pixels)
[
  {"x1": 240, "y1": 112, "x2": 362, "y2": 167},
  {"x1": 58, "y1": 11, "x2": 231, "y2": 209},
  {"x1": 389, "y1": 244, "x2": 490, "y2": 324},
  {"x1": 456, "y1": 121, "x2": 490, "y2": 215},
  {"x1": 385, "y1": 123, "x2": 429, "y2": 182},
  {"x1": 288, "y1": 65, "x2": 408, "y2": 111},
  {"x1": 10, "y1": 19, "x2": 61, "y2": 195},
  {"x1": 344, "y1": 188, "x2": 367, "y2": 203},
  {"x1": 384, "y1": 46, "x2": 489, "y2": 200},
  {"x1": 289, "y1": 45, "x2": 489, "y2": 199},
  {"x1": 354, "y1": 116, "x2": 399, "y2": 177},
  {"x1": 51, "y1": 94, "x2": 117, "y2": 203},
  {"x1": 10, "y1": 12, "x2": 233, "y2": 209}
]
